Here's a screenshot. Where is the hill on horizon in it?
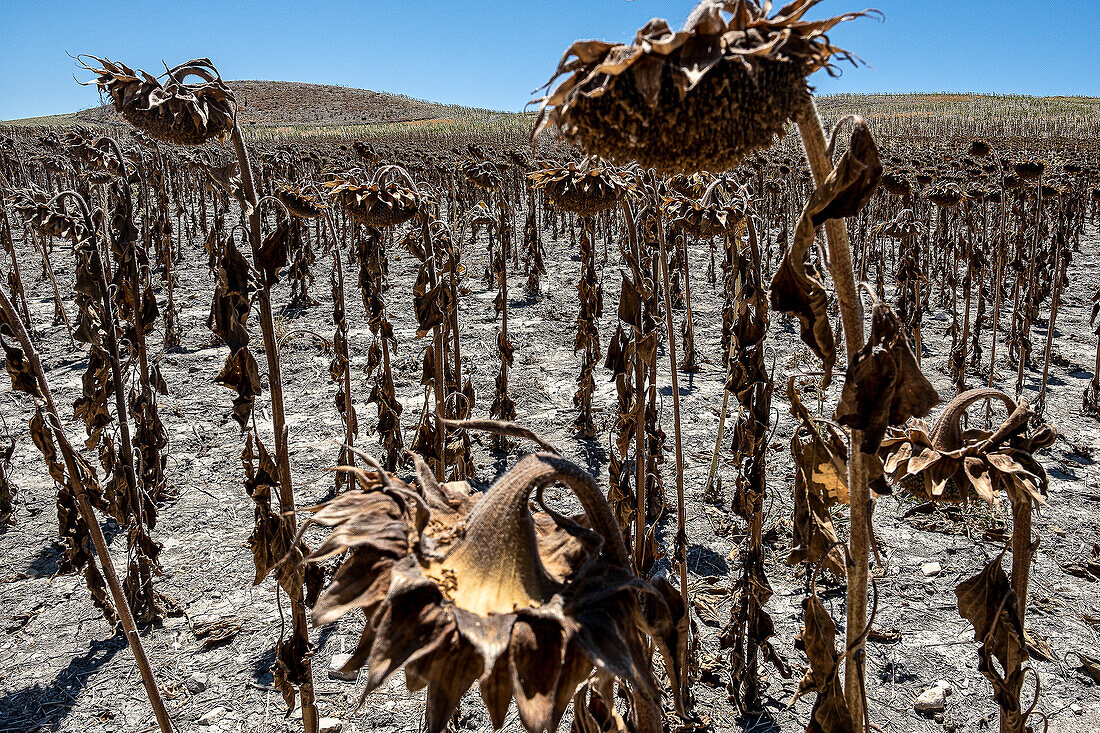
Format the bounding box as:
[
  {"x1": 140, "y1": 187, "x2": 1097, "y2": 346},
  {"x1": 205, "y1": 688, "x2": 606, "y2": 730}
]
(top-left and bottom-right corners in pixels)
[
  {"x1": 71, "y1": 80, "x2": 495, "y2": 128},
  {"x1": 5, "y1": 82, "x2": 1100, "y2": 142}
]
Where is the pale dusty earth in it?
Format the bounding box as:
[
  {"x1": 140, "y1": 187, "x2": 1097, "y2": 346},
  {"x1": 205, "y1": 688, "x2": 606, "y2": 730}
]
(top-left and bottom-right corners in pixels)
[{"x1": 0, "y1": 187, "x2": 1098, "y2": 733}]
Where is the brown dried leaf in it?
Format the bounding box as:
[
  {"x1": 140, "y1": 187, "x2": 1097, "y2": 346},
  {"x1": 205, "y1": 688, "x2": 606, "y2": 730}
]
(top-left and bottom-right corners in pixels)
[{"x1": 835, "y1": 293, "x2": 939, "y2": 454}]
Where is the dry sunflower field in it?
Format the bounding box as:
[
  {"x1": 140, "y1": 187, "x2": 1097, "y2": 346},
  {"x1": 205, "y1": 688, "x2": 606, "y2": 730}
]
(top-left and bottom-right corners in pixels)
[{"x1": 1, "y1": 3, "x2": 1099, "y2": 733}]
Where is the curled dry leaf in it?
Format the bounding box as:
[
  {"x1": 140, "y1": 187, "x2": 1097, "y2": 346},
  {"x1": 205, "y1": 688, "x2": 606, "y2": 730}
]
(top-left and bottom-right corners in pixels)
[
  {"x1": 786, "y1": 379, "x2": 847, "y2": 577},
  {"x1": 255, "y1": 216, "x2": 293, "y2": 286},
  {"x1": 0, "y1": 323, "x2": 41, "y2": 397},
  {"x1": 300, "y1": 450, "x2": 686, "y2": 733},
  {"x1": 792, "y1": 576, "x2": 856, "y2": 733},
  {"x1": 955, "y1": 554, "x2": 1029, "y2": 731},
  {"x1": 770, "y1": 118, "x2": 882, "y2": 388},
  {"x1": 208, "y1": 235, "x2": 253, "y2": 353},
  {"x1": 834, "y1": 291, "x2": 939, "y2": 454},
  {"x1": 215, "y1": 347, "x2": 261, "y2": 430}
]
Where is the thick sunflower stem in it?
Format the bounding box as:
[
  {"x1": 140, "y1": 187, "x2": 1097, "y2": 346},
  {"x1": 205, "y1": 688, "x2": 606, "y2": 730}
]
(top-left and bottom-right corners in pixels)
[
  {"x1": 656, "y1": 213, "x2": 692, "y2": 702},
  {"x1": 1011, "y1": 498, "x2": 1033, "y2": 628},
  {"x1": 230, "y1": 124, "x2": 319, "y2": 733},
  {"x1": 796, "y1": 97, "x2": 869, "y2": 729}
]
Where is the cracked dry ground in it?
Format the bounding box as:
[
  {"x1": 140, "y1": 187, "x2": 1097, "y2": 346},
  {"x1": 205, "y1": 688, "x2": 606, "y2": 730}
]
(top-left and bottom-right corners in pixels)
[{"x1": 1, "y1": 205, "x2": 1098, "y2": 733}]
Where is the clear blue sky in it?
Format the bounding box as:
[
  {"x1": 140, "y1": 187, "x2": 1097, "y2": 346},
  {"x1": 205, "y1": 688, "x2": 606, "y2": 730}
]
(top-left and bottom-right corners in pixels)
[{"x1": 2, "y1": 0, "x2": 1097, "y2": 121}]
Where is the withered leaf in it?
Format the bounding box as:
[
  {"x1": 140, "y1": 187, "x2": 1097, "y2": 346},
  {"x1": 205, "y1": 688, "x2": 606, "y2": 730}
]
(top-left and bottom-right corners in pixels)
[
  {"x1": 1, "y1": 327, "x2": 40, "y2": 397},
  {"x1": 256, "y1": 217, "x2": 293, "y2": 285},
  {"x1": 1076, "y1": 652, "x2": 1100, "y2": 683},
  {"x1": 215, "y1": 347, "x2": 262, "y2": 429},
  {"x1": 797, "y1": 594, "x2": 855, "y2": 733},
  {"x1": 835, "y1": 293, "x2": 939, "y2": 454},
  {"x1": 208, "y1": 236, "x2": 252, "y2": 353},
  {"x1": 769, "y1": 224, "x2": 835, "y2": 388},
  {"x1": 811, "y1": 120, "x2": 883, "y2": 226},
  {"x1": 955, "y1": 553, "x2": 1029, "y2": 723}
]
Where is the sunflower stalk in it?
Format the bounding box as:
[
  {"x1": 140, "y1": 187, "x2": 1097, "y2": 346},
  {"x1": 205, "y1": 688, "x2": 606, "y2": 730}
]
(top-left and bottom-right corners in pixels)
[
  {"x1": 420, "y1": 211, "x2": 449, "y2": 480},
  {"x1": 794, "y1": 98, "x2": 870, "y2": 726},
  {"x1": 320, "y1": 211, "x2": 357, "y2": 486},
  {"x1": 60, "y1": 189, "x2": 167, "y2": 621},
  {"x1": 228, "y1": 122, "x2": 320, "y2": 733},
  {"x1": 655, "y1": 211, "x2": 694, "y2": 702}
]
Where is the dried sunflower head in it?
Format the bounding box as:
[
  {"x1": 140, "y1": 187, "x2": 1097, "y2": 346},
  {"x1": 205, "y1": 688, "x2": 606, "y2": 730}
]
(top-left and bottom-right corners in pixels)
[
  {"x1": 529, "y1": 161, "x2": 630, "y2": 217},
  {"x1": 9, "y1": 187, "x2": 90, "y2": 242},
  {"x1": 880, "y1": 170, "x2": 912, "y2": 197},
  {"x1": 326, "y1": 166, "x2": 421, "y2": 228},
  {"x1": 61, "y1": 129, "x2": 138, "y2": 183},
  {"x1": 968, "y1": 139, "x2": 992, "y2": 158},
  {"x1": 667, "y1": 171, "x2": 715, "y2": 197},
  {"x1": 664, "y1": 175, "x2": 747, "y2": 237},
  {"x1": 78, "y1": 56, "x2": 235, "y2": 146},
  {"x1": 274, "y1": 181, "x2": 325, "y2": 220},
  {"x1": 880, "y1": 389, "x2": 1056, "y2": 506},
  {"x1": 927, "y1": 181, "x2": 965, "y2": 208},
  {"x1": 533, "y1": 0, "x2": 878, "y2": 173},
  {"x1": 460, "y1": 160, "x2": 503, "y2": 191},
  {"x1": 665, "y1": 195, "x2": 747, "y2": 238},
  {"x1": 301, "y1": 451, "x2": 686, "y2": 733},
  {"x1": 353, "y1": 140, "x2": 377, "y2": 161},
  {"x1": 872, "y1": 208, "x2": 923, "y2": 240},
  {"x1": 1013, "y1": 160, "x2": 1045, "y2": 181}
]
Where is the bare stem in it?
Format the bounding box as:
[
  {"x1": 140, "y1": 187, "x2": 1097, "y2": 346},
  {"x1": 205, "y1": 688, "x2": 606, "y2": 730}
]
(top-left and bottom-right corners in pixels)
[
  {"x1": 656, "y1": 212, "x2": 692, "y2": 700},
  {"x1": 796, "y1": 96, "x2": 869, "y2": 729},
  {"x1": 230, "y1": 123, "x2": 319, "y2": 733}
]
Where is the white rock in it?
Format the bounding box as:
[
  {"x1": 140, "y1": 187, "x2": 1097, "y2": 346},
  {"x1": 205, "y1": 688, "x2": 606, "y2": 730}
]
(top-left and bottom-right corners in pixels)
[
  {"x1": 186, "y1": 671, "x2": 209, "y2": 694},
  {"x1": 328, "y1": 653, "x2": 359, "y2": 681},
  {"x1": 319, "y1": 717, "x2": 344, "y2": 733},
  {"x1": 914, "y1": 684, "x2": 946, "y2": 713},
  {"x1": 198, "y1": 707, "x2": 227, "y2": 726},
  {"x1": 1070, "y1": 703, "x2": 1083, "y2": 715},
  {"x1": 921, "y1": 562, "x2": 942, "y2": 577}
]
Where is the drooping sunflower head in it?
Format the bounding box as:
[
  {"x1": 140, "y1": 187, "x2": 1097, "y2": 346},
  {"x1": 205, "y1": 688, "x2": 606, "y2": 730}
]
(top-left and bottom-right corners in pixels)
[
  {"x1": 532, "y1": 0, "x2": 878, "y2": 174},
  {"x1": 880, "y1": 169, "x2": 912, "y2": 197},
  {"x1": 325, "y1": 165, "x2": 421, "y2": 228},
  {"x1": 968, "y1": 139, "x2": 992, "y2": 158},
  {"x1": 927, "y1": 181, "x2": 965, "y2": 208},
  {"x1": 872, "y1": 208, "x2": 923, "y2": 240},
  {"x1": 664, "y1": 174, "x2": 747, "y2": 238},
  {"x1": 59, "y1": 128, "x2": 134, "y2": 182},
  {"x1": 1013, "y1": 160, "x2": 1045, "y2": 181},
  {"x1": 274, "y1": 181, "x2": 326, "y2": 220},
  {"x1": 880, "y1": 389, "x2": 1056, "y2": 507},
  {"x1": 529, "y1": 161, "x2": 631, "y2": 217},
  {"x1": 301, "y1": 450, "x2": 685, "y2": 733},
  {"x1": 77, "y1": 56, "x2": 235, "y2": 146},
  {"x1": 460, "y1": 160, "x2": 504, "y2": 191},
  {"x1": 353, "y1": 140, "x2": 377, "y2": 161},
  {"x1": 9, "y1": 187, "x2": 90, "y2": 242}
]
